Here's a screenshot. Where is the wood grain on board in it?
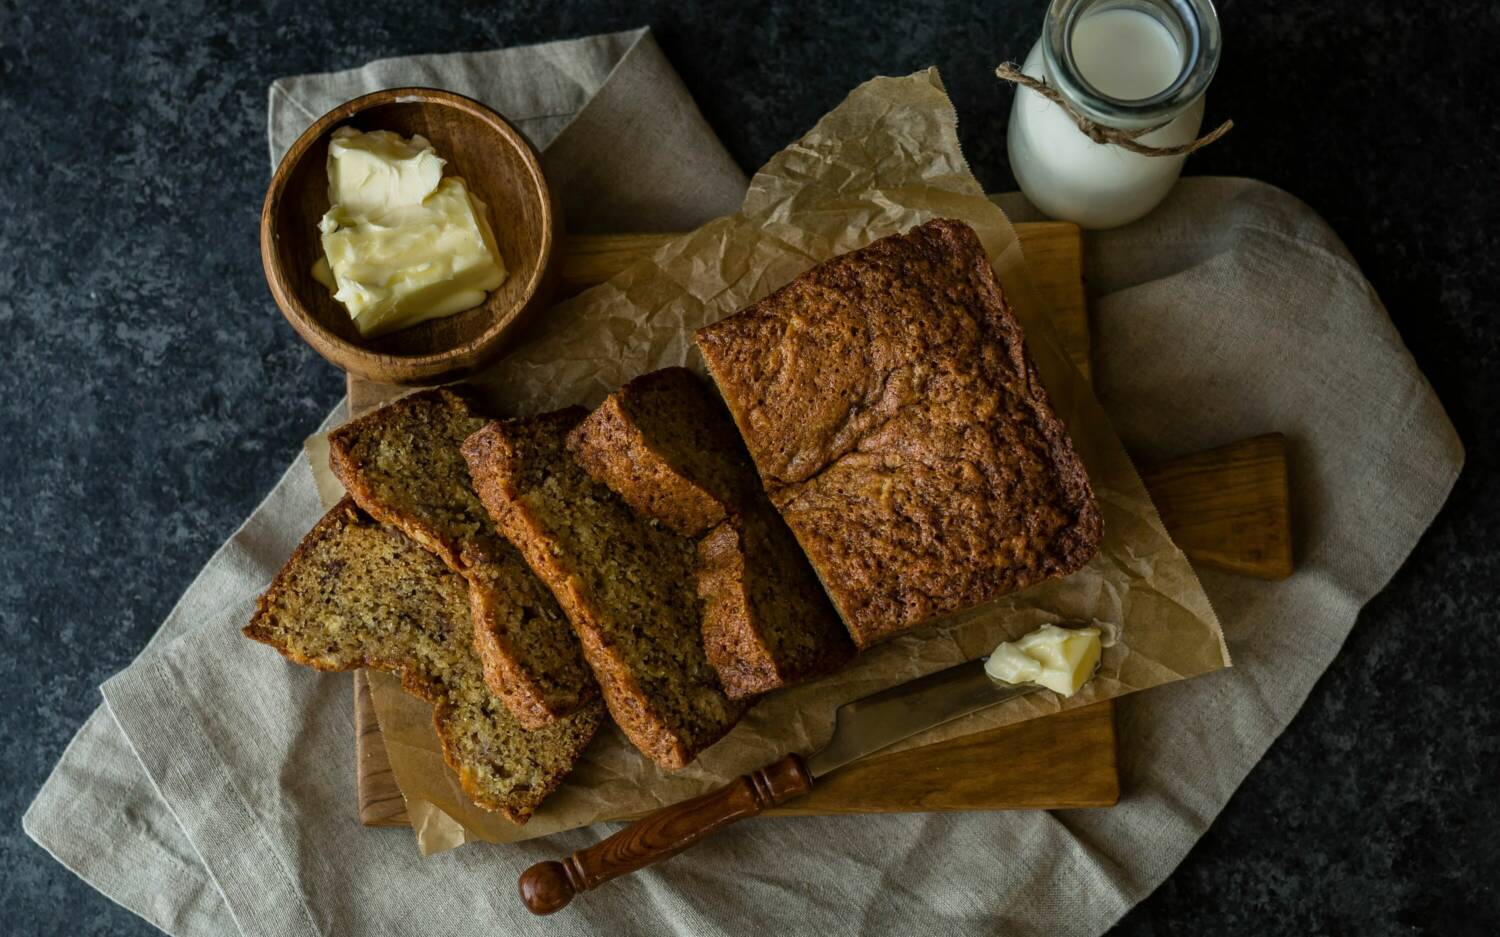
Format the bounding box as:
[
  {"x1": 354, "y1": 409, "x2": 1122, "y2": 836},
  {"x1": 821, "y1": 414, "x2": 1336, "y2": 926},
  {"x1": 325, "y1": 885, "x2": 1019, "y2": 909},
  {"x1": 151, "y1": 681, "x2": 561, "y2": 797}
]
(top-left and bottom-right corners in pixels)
[{"x1": 1142, "y1": 434, "x2": 1294, "y2": 580}]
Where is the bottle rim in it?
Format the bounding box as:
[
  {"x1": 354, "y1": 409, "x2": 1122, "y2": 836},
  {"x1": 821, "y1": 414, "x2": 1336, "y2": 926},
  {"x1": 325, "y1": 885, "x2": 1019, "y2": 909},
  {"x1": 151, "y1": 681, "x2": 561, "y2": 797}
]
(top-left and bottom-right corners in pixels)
[{"x1": 1042, "y1": 0, "x2": 1221, "y2": 130}]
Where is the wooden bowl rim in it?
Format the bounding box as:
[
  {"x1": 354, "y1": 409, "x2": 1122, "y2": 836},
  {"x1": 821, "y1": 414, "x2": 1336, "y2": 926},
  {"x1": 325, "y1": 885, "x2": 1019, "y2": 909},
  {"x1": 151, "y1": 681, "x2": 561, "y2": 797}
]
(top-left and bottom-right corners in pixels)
[{"x1": 259, "y1": 87, "x2": 556, "y2": 378}]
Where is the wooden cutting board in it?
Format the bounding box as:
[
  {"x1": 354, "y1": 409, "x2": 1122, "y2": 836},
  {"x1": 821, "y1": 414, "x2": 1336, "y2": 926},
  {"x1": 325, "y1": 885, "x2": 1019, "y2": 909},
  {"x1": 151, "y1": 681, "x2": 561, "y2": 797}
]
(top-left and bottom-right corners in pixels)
[{"x1": 344, "y1": 222, "x2": 1293, "y2": 827}]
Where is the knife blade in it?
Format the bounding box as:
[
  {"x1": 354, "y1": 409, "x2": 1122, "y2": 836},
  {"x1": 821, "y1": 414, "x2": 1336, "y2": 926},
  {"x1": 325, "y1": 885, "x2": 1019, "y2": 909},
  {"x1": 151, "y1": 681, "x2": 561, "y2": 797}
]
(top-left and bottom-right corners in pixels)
[{"x1": 806, "y1": 658, "x2": 1040, "y2": 778}]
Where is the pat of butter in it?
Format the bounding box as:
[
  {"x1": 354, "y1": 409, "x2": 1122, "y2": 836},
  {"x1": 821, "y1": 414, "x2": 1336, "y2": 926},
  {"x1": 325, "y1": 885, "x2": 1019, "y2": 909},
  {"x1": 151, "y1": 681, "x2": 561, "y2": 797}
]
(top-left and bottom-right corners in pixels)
[
  {"x1": 984, "y1": 624, "x2": 1101, "y2": 697},
  {"x1": 312, "y1": 127, "x2": 507, "y2": 338},
  {"x1": 326, "y1": 127, "x2": 445, "y2": 216}
]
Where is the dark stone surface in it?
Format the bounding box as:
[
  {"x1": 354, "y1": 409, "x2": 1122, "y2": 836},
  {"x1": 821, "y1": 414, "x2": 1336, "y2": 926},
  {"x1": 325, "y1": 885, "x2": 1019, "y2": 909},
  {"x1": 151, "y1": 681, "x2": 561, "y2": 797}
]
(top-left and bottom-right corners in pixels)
[{"x1": 1, "y1": 0, "x2": 1495, "y2": 934}]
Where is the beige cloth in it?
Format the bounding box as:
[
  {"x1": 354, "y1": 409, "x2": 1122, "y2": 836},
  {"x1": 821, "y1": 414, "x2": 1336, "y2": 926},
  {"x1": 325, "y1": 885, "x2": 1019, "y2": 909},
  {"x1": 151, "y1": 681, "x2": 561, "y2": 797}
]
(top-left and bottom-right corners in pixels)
[{"x1": 24, "y1": 26, "x2": 1461, "y2": 937}]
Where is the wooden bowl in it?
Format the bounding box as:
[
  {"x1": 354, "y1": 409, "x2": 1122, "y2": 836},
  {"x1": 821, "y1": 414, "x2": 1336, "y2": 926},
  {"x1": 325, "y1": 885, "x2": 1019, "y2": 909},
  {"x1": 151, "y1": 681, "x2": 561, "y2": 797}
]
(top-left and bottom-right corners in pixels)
[{"x1": 261, "y1": 88, "x2": 559, "y2": 385}]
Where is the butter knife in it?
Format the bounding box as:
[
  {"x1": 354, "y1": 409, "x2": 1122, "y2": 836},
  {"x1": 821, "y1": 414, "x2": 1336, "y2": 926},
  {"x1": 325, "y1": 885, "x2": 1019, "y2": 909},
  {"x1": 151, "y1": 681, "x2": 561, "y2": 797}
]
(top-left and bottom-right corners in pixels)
[{"x1": 519, "y1": 656, "x2": 1048, "y2": 914}]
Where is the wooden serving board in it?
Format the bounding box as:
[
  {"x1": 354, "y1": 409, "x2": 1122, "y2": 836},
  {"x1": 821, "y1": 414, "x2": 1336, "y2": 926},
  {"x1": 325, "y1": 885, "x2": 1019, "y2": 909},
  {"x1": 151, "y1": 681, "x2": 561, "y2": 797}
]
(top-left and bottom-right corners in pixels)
[{"x1": 344, "y1": 222, "x2": 1293, "y2": 828}]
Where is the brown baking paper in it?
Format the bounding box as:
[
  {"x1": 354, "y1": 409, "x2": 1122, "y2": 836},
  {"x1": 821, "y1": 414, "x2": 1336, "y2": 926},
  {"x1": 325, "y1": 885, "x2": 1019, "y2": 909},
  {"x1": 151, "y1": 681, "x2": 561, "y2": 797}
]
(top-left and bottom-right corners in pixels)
[{"x1": 316, "y1": 69, "x2": 1228, "y2": 854}]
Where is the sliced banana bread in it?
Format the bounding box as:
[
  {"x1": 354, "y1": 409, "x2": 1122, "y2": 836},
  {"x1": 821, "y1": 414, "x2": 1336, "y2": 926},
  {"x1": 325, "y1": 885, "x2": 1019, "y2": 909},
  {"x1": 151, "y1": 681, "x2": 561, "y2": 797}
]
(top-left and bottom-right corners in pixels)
[
  {"x1": 566, "y1": 367, "x2": 758, "y2": 537},
  {"x1": 244, "y1": 499, "x2": 602, "y2": 823},
  {"x1": 327, "y1": 388, "x2": 596, "y2": 729},
  {"x1": 696, "y1": 505, "x2": 854, "y2": 698},
  {"x1": 462, "y1": 409, "x2": 746, "y2": 770},
  {"x1": 569, "y1": 368, "x2": 853, "y2": 698},
  {"x1": 696, "y1": 219, "x2": 1102, "y2": 648}
]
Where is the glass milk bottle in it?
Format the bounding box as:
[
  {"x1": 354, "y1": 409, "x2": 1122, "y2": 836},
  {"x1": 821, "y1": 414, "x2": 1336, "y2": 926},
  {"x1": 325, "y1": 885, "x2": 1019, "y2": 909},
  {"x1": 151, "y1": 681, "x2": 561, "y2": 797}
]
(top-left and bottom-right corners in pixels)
[{"x1": 1007, "y1": 0, "x2": 1223, "y2": 229}]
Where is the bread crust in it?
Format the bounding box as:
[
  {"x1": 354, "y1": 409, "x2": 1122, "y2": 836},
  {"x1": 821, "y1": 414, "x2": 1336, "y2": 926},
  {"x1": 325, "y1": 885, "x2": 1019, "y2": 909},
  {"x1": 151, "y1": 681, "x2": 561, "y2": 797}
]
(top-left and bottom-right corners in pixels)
[
  {"x1": 696, "y1": 511, "x2": 854, "y2": 698},
  {"x1": 696, "y1": 219, "x2": 1103, "y2": 648}
]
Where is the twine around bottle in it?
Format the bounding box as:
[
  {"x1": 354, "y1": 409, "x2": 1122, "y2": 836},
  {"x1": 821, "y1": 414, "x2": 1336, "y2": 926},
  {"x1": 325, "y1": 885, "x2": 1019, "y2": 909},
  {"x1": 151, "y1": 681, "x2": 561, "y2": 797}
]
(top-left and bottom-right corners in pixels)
[{"x1": 996, "y1": 62, "x2": 1232, "y2": 157}]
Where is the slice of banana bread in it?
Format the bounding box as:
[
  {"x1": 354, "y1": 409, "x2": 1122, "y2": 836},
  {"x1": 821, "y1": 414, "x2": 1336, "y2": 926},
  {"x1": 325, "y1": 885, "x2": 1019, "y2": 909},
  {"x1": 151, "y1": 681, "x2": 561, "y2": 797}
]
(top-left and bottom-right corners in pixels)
[
  {"x1": 244, "y1": 499, "x2": 603, "y2": 823},
  {"x1": 696, "y1": 505, "x2": 854, "y2": 698},
  {"x1": 566, "y1": 367, "x2": 759, "y2": 537},
  {"x1": 462, "y1": 409, "x2": 746, "y2": 770},
  {"x1": 328, "y1": 388, "x2": 596, "y2": 729},
  {"x1": 568, "y1": 368, "x2": 853, "y2": 698},
  {"x1": 696, "y1": 219, "x2": 1102, "y2": 648}
]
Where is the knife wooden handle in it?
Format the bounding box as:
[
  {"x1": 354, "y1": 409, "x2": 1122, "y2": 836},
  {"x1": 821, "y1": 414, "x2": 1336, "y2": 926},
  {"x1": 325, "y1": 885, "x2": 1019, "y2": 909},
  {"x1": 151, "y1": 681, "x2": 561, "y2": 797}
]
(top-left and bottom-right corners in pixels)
[{"x1": 519, "y1": 754, "x2": 813, "y2": 914}]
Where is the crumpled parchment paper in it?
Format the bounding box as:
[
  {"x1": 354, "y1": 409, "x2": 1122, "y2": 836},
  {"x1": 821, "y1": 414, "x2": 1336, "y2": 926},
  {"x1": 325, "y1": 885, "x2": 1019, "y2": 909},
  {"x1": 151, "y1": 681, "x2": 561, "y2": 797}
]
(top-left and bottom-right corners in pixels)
[{"x1": 318, "y1": 69, "x2": 1226, "y2": 853}]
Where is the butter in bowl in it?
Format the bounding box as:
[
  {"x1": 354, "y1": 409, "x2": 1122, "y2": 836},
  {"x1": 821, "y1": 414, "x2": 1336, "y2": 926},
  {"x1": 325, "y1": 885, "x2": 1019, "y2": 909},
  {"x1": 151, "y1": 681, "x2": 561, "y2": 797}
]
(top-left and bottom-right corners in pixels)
[
  {"x1": 311, "y1": 127, "x2": 508, "y2": 339},
  {"x1": 260, "y1": 88, "x2": 559, "y2": 385}
]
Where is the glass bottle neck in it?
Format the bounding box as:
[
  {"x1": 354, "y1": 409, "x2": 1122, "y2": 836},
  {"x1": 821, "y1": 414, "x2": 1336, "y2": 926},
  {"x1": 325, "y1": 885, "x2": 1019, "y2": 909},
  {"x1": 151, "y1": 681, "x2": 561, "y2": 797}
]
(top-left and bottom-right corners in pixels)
[{"x1": 1042, "y1": 0, "x2": 1221, "y2": 131}]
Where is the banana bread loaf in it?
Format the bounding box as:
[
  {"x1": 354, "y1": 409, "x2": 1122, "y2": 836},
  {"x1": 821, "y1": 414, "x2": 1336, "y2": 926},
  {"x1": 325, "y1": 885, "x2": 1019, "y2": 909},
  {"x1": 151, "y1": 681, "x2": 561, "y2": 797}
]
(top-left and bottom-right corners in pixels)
[
  {"x1": 462, "y1": 409, "x2": 746, "y2": 769},
  {"x1": 569, "y1": 368, "x2": 853, "y2": 698},
  {"x1": 328, "y1": 388, "x2": 596, "y2": 729},
  {"x1": 244, "y1": 499, "x2": 603, "y2": 823},
  {"x1": 696, "y1": 219, "x2": 1102, "y2": 648}
]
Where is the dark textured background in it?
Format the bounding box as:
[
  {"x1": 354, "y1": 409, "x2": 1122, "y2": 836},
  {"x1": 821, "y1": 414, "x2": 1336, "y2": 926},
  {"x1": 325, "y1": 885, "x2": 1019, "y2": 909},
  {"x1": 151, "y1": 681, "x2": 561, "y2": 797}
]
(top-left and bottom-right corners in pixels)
[{"x1": 2, "y1": 0, "x2": 1496, "y2": 934}]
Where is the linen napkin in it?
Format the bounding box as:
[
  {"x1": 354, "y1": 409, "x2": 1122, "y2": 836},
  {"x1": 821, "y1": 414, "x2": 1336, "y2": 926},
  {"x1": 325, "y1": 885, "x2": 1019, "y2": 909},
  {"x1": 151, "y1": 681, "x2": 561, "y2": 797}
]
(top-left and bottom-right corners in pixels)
[{"x1": 25, "y1": 26, "x2": 1461, "y2": 937}]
